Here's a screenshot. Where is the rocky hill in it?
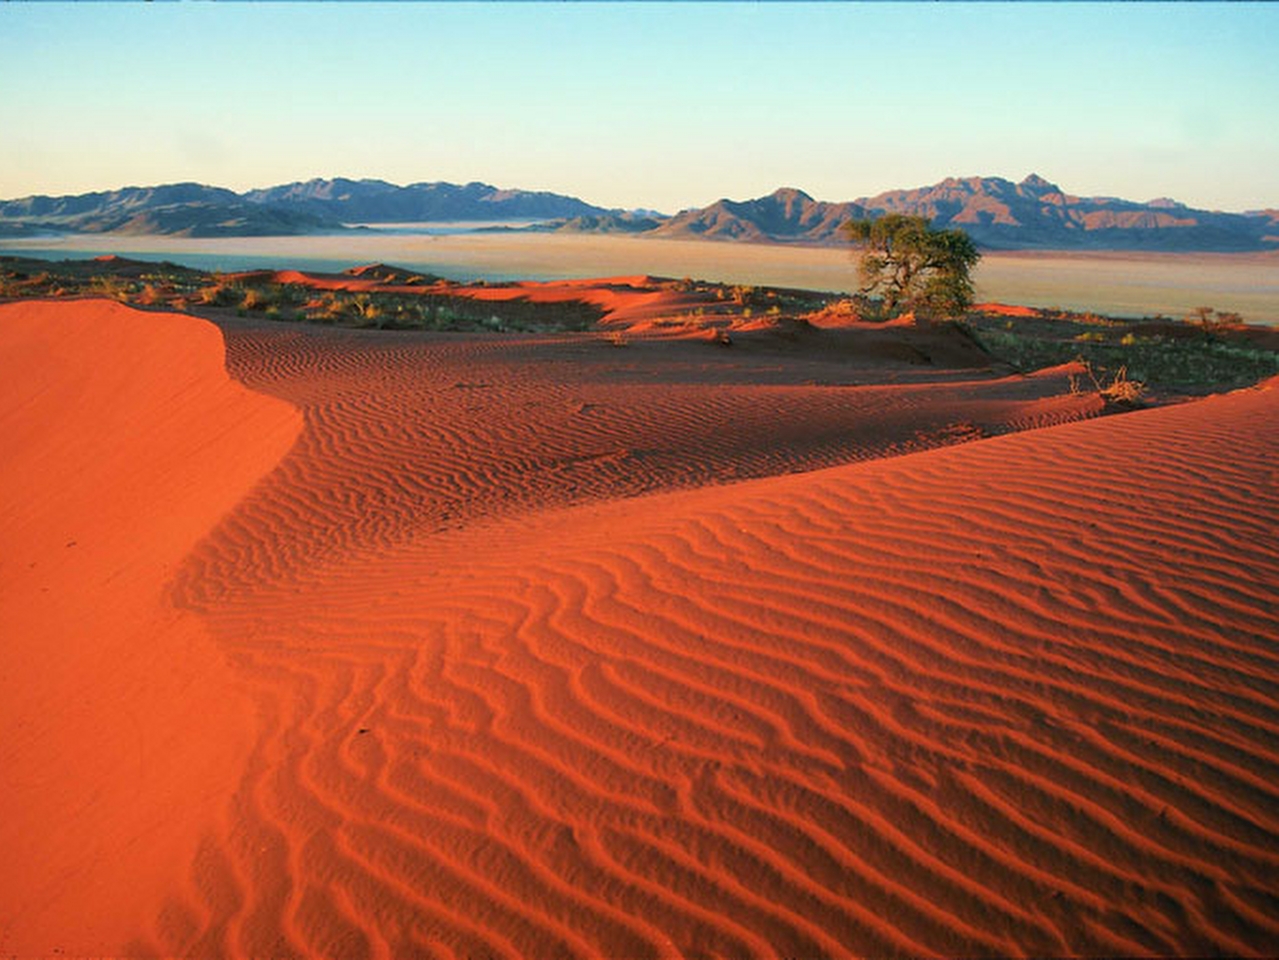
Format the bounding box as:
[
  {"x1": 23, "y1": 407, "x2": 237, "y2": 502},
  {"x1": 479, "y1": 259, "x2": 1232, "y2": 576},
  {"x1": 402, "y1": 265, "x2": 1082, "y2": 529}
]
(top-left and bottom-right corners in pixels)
[
  {"x1": 242, "y1": 178, "x2": 609, "y2": 223},
  {"x1": 651, "y1": 175, "x2": 1278, "y2": 251},
  {"x1": 647, "y1": 187, "x2": 862, "y2": 244}
]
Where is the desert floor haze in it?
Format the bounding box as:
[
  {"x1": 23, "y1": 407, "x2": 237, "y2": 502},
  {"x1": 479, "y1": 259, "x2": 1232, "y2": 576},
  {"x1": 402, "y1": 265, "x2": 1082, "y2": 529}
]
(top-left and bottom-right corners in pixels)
[{"x1": 2, "y1": 274, "x2": 1279, "y2": 957}]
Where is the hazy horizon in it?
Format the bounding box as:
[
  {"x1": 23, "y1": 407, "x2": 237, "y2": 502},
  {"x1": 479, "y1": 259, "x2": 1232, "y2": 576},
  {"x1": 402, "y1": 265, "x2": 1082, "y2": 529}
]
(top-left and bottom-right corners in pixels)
[{"x1": 3, "y1": 3, "x2": 1277, "y2": 214}]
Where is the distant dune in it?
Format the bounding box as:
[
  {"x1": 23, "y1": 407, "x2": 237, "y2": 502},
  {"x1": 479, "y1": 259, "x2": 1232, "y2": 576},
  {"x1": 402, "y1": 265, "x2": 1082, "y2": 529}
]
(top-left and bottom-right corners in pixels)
[{"x1": 2, "y1": 300, "x2": 1277, "y2": 956}]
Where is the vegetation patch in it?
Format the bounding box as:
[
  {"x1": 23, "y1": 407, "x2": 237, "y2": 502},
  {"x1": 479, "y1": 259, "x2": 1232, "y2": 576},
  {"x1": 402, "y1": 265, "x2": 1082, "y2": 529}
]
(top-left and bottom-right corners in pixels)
[
  {"x1": 0, "y1": 256, "x2": 605, "y2": 333},
  {"x1": 966, "y1": 307, "x2": 1279, "y2": 395}
]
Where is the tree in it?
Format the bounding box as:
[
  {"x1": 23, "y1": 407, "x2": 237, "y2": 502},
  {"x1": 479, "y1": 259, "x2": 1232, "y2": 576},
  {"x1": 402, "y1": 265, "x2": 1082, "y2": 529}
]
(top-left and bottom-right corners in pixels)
[
  {"x1": 844, "y1": 215, "x2": 981, "y2": 319},
  {"x1": 1188, "y1": 305, "x2": 1217, "y2": 330}
]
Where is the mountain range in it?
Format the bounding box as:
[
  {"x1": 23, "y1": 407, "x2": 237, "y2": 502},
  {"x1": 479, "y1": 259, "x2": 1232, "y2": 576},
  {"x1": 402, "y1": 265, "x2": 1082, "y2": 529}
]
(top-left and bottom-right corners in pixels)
[
  {"x1": 0, "y1": 179, "x2": 604, "y2": 239},
  {"x1": 626, "y1": 175, "x2": 1279, "y2": 251},
  {"x1": 2, "y1": 174, "x2": 1276, "y2": 252}
]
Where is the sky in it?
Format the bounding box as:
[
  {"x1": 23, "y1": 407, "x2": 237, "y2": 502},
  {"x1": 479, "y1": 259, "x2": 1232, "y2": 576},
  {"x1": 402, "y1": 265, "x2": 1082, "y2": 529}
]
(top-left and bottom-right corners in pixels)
[{"x1": 2, "y1": 2, "x2": 1277, "y2": 214}]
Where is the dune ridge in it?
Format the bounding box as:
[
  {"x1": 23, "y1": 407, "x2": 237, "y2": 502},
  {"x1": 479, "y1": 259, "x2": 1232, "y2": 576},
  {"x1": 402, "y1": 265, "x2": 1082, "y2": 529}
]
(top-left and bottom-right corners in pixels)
[{"x1": 143, "y1": 317, "x2": 1279, "y2": 956}]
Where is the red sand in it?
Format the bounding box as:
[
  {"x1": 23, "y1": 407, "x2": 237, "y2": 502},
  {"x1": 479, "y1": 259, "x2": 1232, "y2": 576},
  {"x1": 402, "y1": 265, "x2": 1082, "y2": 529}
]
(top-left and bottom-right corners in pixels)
[
  {"x1": 3, "y1": 300, "x2": 1278, "y2": 957},
  {"x1": 0, "y1": 301, "x2": 300, "y2": 953},
  {"x1": 971, "y1": 302, "x2": 1043, "y2": 318}
]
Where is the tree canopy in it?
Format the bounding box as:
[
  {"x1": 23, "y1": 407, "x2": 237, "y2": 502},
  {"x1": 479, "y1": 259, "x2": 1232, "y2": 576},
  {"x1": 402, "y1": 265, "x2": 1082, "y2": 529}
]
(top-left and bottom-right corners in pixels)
[{"x1": 844, "y1": 215, "x2": 981, "y2": 320}]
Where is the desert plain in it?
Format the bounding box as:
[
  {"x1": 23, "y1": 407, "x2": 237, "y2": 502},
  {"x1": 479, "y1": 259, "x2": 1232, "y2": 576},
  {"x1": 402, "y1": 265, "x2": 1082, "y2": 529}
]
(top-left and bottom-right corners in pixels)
[
  {"x1": 5, "y1": 232, "x2": 1279, "y2": 324},
  {"x1": 2, "y1": 263, "x2": 1278, "y2": 959}
]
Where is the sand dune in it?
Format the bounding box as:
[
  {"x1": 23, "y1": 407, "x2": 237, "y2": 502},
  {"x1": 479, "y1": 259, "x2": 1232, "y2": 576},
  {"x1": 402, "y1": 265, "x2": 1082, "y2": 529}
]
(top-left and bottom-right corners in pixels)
[
  {"x1": 4, "y1": 301, "x2": 1278, "y2": 957},
  {"x1": 0, "y1": 301, "x2": 300, "y2": 953}
]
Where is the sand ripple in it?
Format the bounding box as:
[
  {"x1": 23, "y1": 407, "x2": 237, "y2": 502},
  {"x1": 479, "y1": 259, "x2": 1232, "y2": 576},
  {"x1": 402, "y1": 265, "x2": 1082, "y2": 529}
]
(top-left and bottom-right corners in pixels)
[{"x1": 132, "y1": 320, "x2": 1279, "y2": 957}]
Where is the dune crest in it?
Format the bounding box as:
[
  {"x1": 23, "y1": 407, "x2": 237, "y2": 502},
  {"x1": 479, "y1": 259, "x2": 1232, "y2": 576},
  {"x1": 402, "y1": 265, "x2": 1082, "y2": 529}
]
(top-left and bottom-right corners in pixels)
[{"x1": 0, "y1": 301, "x2": 301, "y2": 954}]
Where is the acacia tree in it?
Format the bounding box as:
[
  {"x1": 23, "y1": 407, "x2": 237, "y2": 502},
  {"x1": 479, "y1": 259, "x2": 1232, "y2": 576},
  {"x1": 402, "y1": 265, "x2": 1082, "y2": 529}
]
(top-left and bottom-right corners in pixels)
[{"x1": 844, "y1": 215, "x2": 981, "y2": 319}]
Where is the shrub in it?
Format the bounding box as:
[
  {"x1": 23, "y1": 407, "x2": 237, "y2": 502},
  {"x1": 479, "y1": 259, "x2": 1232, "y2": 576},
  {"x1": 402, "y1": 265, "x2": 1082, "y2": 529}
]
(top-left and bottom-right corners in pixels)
[{"x1": 200, "y1": 283, "x2": 242, "y2": 307}]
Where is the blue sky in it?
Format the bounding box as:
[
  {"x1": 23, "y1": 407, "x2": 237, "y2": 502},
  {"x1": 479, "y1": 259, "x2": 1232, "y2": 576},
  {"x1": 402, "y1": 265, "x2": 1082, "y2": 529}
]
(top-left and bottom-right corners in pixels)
[{"x1": 2, "y1": 3, "x2": 1276, "y2": 212}]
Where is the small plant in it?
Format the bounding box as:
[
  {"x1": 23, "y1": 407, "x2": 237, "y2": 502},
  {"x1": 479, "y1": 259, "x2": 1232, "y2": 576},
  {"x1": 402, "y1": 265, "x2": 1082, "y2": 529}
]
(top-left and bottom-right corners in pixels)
[
  {"x1": 90, "y1": 276, "x2": 130, "y2": 301},
  {"x1": 1076, "y1": 359, "x2": 1145, "y2": 407},
  {"x1": 352, "y1": 294, "x2": 382, "y2": 325},
  {"x1": 1099, "y1": 365, "x2": 1146, "y2": 406},
  {"x1": 200, "y1": 283, "x2": 242, "y2": 307}
]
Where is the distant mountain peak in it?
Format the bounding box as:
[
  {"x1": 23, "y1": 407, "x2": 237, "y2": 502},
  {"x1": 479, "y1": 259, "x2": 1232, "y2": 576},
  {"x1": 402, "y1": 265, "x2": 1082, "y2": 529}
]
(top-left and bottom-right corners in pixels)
[
  {"x1": 769, "y1": 186, "x2": 815, "y2": 202},
  {"x1": 1019, "y1": 173, "x2": 1061, "y2": 195}
]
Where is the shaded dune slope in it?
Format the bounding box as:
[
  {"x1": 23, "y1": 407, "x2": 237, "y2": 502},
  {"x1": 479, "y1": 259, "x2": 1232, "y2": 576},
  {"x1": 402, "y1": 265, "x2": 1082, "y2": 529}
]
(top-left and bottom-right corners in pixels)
[
  {"x1": 142, "y1": 317, "x2": 1279, "y2": 957},
  {"x1": 0, "y1": 301, "x2": 300, "y2": 954}
]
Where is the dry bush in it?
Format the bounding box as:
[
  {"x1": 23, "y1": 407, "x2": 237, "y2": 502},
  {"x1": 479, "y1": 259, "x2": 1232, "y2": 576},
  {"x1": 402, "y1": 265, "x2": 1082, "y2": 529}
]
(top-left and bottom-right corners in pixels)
[
  {"x1": 200, "y1": 283, "x2": 241, "y2": 307},
  {"x1": 1100, "y1": 366, "x2": 1146, "y2": 405}
]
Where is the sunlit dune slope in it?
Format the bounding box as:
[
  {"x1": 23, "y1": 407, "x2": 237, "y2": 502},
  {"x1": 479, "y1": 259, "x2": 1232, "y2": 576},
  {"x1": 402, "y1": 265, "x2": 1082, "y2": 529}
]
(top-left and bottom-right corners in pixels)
[
  {"x1": 0, "y1": 301, "x2": 301, "y2": 954},
  {"x1": 133, "y1": 313, "x2": 1279, "y2": 957}
]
